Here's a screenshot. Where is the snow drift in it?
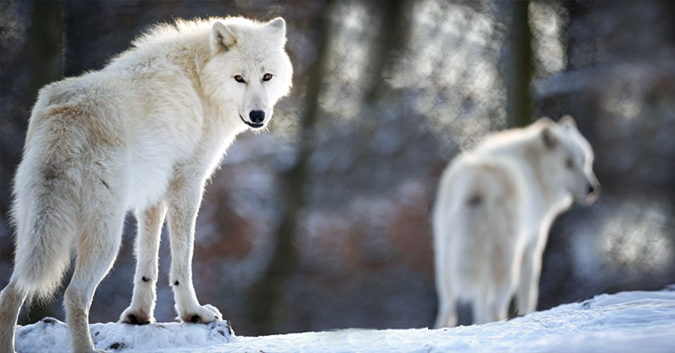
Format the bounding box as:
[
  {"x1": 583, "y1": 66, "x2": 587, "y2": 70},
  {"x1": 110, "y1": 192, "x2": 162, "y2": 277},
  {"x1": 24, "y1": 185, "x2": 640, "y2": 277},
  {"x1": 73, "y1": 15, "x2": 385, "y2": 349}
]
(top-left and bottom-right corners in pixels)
[{"x1": 15, "y1": 286, "x2": 675, "y2": 352}]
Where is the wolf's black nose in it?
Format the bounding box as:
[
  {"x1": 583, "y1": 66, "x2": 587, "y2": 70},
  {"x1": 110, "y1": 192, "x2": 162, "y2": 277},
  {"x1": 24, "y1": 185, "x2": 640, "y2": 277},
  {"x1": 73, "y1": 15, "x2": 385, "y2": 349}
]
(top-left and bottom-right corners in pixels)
[
  {"x1": 587, "y1": 182, "x2": 600, "y2": 196},
  {"x1": 249, "y1": 110, "x2": 265, "y2": 124}
]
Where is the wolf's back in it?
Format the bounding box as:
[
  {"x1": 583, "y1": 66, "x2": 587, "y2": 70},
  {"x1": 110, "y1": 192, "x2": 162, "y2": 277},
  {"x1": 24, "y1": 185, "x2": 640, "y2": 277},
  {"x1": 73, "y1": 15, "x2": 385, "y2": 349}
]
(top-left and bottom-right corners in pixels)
[{"x1": 435, "y1": 155, "x2": 521, "y2": 291}]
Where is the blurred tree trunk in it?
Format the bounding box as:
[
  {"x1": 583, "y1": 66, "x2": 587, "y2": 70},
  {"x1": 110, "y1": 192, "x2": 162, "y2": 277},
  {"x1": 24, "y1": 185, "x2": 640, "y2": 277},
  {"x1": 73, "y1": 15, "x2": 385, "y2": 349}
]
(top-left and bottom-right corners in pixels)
[
  {"x1": 506, "y1": 0, "x2": 533, "y2": 128},
  {"x1": 506, "y1": 0, "x2": 533, "y2": 318},
  {"x1": 23, "y1": 0, "x2": 65, "y2": 324},
  {"x1": 1, "y1": 1, "x2": 65, "y2": 221},
  {"x1": 358, "y1": 0, "x2": 411, "y2": 143},
  {"x1": 247, "y1": 0, "x2": 335, "y2": 336},
  {"x1": 363, "y1": 0, "x2": 411, "y2": 104},
  {"x1": 28, "y1": 1, "x2": 65, "y2": 97}
]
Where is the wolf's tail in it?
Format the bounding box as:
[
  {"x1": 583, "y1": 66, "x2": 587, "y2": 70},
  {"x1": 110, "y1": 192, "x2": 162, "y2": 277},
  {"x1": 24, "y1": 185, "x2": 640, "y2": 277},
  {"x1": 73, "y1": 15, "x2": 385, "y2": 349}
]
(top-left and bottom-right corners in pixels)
[{"x1": 9, "y1": 110, "x2": 82, "y2": 300}]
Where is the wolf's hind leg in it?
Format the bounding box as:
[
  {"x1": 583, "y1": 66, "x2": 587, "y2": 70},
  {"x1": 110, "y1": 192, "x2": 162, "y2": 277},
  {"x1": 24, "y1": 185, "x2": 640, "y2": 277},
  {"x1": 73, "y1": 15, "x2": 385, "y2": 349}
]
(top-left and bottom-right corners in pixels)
[
  {"x1": 0, "y1": 281, "x2": 28, "y2": 353},
  {"x1": 120, "y1": 201, "x2": 167, "y2": 325},
  {"x1": 65, "y1": 207, "x2": 124, "y2": 353},
  {"x1": 433, "y1": 250, "x2": 457, "y2": 328},
  {"x1": 434, "y1": 293, "x2": 458, "y2": 328},
  {"x1": 515, "y1": 245, "x2": 543, "y2": 316}
]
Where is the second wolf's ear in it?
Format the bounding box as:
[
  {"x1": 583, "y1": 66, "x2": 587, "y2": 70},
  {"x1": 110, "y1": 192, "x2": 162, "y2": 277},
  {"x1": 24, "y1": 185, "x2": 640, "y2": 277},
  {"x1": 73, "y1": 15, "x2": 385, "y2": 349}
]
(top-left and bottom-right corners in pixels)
[
  {"x1": 541, "y1": 125, "x2": 558, "y2": 149},
  {"x1": 211, "y1": 21, "x2": 237, "y2": 55},
  {"x1": 535, "y1": 117, "x2": 555, "y2": 126},
  {"x1": 266, "y1": 17, "x2": 287, "y2": 47},
  {"x1": 559, "y1": 115, "x2": 577, "y2": 129}
]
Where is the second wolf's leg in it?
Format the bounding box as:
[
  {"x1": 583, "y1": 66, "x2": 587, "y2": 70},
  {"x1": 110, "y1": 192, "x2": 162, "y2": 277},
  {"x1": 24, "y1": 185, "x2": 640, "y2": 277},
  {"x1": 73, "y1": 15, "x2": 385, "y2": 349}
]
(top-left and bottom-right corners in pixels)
[
  {"x1": 472, "y1": 283, "x2": 511, "y2": 325},
  {"x1": 167, "y1": 178, "x2": 221, "y2": 323},
  {"x1": 434, "y1": 285, "x2": 457, "y2": 328},
  {"x1": 120, "y1": 201, "x2": 167, "y2": 324},
  {"x1": 0, "y1": 281, "x2": 28, "y2": 353},
  {"x1": 490, "y1": 282, "x2": 514, "y2": 323},
  {"x1": 472, "y1": 290, "x2": 492, "y2": 325},
  {"x1": 433, "y1": 243, "x2": 457, "y2": 328},
  {"x1": 515, "y1": 244, "x2": 543, "y2": 316},
  {"x1": 475, "y1": 245, "x2": 521, "y2": 325}
]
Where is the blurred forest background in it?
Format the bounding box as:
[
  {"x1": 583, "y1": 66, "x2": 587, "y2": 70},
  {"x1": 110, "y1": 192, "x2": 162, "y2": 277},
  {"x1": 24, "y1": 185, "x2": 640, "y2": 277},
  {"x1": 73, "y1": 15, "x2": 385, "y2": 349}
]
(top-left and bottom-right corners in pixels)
[{"x1": 2, "y1": 0, "x2": 675, "y2": 336}]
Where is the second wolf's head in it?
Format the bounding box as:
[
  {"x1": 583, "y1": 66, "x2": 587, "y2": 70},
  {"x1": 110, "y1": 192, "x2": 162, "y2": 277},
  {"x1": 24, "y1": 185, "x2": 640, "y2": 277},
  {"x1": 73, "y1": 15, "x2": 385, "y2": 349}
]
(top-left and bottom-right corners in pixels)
[
  {"x1": 535, "y1": 116, "x2": 600, "y2": 205},
  {"x1": 203, "y1": 17, "x2": 293, "y2": 130}
]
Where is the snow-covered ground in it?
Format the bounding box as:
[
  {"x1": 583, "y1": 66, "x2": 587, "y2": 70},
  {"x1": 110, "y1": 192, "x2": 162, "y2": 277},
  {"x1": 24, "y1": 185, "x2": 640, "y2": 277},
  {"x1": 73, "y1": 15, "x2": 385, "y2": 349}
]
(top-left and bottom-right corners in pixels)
[{"x1": 16, "y1": 286, "x2": 675, "y2": 353}]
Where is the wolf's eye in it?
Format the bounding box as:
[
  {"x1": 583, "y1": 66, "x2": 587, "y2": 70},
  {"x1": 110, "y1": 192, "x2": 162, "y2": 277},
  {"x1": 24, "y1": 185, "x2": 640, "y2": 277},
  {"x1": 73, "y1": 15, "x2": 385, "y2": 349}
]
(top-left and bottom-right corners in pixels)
[
  {"x1": 565, "y1": 157, "x2": 574, "y2": 170},
  {"x1": 263, "y1": 73, "x2": 273, "y2": 82},
  {"x1": 234, "y1": 75, "x2": 245, "y2": 83}
]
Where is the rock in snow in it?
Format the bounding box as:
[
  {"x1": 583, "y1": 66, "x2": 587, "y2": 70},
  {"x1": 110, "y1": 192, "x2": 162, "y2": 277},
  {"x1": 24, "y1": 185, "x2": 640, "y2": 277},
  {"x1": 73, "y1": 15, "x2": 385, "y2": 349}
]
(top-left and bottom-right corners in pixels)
[{"x1": 15, "y1": 287, "x2": 675, "y2": 352}]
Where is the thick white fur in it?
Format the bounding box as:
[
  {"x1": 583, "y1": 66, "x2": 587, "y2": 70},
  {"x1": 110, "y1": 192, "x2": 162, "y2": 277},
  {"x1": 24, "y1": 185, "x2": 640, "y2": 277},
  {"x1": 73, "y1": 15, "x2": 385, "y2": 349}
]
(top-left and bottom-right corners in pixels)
[
  {"x1": 0, "y1": 16, "x2": 292, "y2": 353},
  {"x1": 433, "y1": 117, "x2": 600, "y2": 328}
]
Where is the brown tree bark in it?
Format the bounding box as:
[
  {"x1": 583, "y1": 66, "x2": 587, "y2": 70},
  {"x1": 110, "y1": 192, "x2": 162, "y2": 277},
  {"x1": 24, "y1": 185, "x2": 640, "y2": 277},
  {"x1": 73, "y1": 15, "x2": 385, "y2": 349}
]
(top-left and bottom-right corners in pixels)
[
  {"x1": 506, "y1": 0, "x2": 533, "y2": 128},
  {"x1": 247, "y1": 0, "x2": 336, "y2": 336}
]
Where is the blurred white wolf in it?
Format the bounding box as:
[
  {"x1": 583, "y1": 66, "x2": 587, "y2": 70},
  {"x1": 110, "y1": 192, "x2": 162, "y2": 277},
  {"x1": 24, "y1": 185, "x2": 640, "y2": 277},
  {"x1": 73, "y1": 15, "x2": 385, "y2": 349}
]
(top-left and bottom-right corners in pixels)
[
  {"x1": 433, "y1": 117, "x2": 600, "y2": 328},
  {"x1": 0, "y1": 16, "x2": 292, "y2": 353}
]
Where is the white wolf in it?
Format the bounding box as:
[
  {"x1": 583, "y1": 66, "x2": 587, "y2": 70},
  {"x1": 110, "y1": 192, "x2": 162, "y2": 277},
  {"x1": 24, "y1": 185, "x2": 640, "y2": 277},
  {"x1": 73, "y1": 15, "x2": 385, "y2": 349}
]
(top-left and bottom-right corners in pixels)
[
  {"x1": 433, "y1": 116, "x2": 600, "y2": 328},
  {"x1": 0, "y1": 16, "x2": 292, "y2": 353}
]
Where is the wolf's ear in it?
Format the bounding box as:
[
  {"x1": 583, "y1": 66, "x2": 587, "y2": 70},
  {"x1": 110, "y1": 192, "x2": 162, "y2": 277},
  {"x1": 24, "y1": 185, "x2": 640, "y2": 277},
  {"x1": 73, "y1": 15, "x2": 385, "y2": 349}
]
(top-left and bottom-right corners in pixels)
[
  {"x1": 535, "y1": 116, "x2": 555, "y2": 126},
  {"x1": 266, "y1": 17, "x2": 287, "y2": 47},
  {"x1": 211, "y1": 21, "x2": 237, "y2": 55},
  {"x1": 559, "y1": 115, "x2": 577, "y2": 129},
  {"x1": 541, "y1": 125, "x2": 558, "y2": 149}
]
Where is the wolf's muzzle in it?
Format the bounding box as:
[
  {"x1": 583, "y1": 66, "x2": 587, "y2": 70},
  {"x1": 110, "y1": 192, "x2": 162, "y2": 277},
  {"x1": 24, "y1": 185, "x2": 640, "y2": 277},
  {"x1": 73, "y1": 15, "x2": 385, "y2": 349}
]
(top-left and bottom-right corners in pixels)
[{"x1": 239, "y1": 114, "x2": 265, "y2": 129}]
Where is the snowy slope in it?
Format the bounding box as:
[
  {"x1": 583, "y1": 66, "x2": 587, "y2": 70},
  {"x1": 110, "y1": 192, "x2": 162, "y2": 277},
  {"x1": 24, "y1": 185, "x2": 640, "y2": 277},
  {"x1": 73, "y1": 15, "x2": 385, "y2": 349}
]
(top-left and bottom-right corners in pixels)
[{"x1": 16, "y1": 287, "x2": 675, "y2": 353}]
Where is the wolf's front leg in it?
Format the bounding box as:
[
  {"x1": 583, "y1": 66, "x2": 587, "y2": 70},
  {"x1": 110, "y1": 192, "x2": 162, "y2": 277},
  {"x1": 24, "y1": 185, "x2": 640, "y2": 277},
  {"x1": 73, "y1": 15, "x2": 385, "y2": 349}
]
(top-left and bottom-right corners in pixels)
[
  {"x1": 515, "y1": 243, "x2": 544, "y2": 316},
  {"x1": 120, "y1": 201, "x2": 167, "y2": 325},
  {"x1": 166, "y1": 178, "x2": 222, "y2": 323}
]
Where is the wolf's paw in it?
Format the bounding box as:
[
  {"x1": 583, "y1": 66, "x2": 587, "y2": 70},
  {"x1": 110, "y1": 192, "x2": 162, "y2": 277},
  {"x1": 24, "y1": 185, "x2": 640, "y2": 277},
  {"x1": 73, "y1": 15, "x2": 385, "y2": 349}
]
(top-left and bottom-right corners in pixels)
[
  {"x1": 119, "y1": 307, "x2": 154, "y2": 325},
  {"x1": 179, "y1": 304, "x2": 222, "y2": 324}
]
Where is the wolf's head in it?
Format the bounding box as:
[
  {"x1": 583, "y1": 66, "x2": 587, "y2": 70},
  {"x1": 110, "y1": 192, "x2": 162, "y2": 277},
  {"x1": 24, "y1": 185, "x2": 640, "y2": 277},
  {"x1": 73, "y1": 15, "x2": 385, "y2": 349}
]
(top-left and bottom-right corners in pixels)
[
  {"x1": 535, "y1": 116, "x2": 600, "y2": 205},
  {"x1": 202, "y1": 17, "x2": 293, "y2": 130}
]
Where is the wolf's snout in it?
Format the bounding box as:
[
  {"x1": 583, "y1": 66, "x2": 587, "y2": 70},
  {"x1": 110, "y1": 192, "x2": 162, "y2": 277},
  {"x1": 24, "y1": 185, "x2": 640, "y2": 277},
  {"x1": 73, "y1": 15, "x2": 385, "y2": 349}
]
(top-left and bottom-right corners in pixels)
[
  {"x1": 585, "y1": 180, "x2": 600, "y2": 204},
  {"x1": 249, "y1": 110, "x2": 265, "y2": 124}
]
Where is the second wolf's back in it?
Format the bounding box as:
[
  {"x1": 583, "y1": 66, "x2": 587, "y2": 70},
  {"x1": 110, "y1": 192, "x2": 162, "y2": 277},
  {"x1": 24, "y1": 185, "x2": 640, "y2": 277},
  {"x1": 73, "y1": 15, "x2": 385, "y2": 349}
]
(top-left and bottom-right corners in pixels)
[{"x1": 435, "y1": 155, "x2": 521, "y2": 297}]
